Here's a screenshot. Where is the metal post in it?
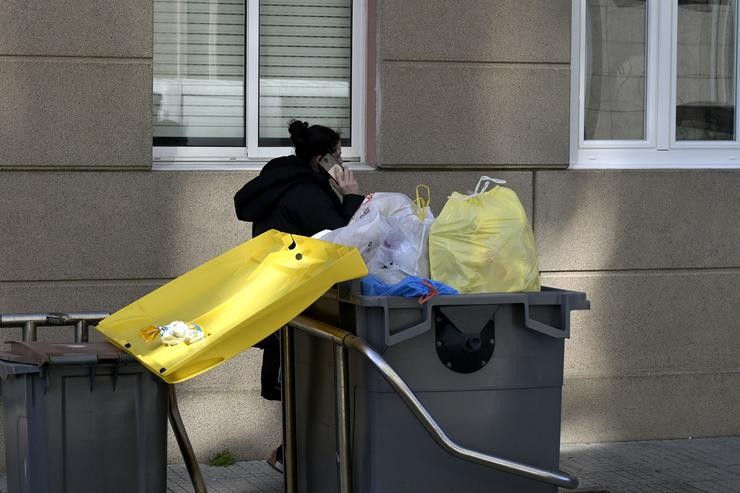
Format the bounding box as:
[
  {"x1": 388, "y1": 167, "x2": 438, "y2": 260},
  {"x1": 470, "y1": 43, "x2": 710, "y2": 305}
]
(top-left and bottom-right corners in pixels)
[
  {"x1": 334, "y1": 345, "x2": 352, "y2": 493},
  {"x1": 168, "y1": 385, "x2": 208, "y2": 493},
  {"x1": 22, "y1": 321, "x2": 37, "y2": 342},
  {"x1": 74, "y1": 321, "x2": 84, "y2": 343},
  {"x1": 281, "y1": 326, "x2": 297, "y2": 493}
]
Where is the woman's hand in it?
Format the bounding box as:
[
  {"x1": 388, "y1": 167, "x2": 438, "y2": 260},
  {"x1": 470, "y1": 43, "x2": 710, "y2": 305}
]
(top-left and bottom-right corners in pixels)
[{"x1": 332, "y1": 167, "x2": 359, "y2": 195}]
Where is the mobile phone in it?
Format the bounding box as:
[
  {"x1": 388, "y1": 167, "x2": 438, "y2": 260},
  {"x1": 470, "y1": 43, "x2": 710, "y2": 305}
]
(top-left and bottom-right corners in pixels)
[{"x1": 319, "y1": 153, "x2": 343, "y2": 171}]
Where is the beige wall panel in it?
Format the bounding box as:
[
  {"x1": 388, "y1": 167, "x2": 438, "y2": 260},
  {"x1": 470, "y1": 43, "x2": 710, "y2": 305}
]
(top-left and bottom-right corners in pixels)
[
  {"x1": 535, "y1": 170, "x2": 740, "y2": 271},
  {"x1": 0, "y1": 280, "x2": 162, "y2": 314},
  {"x1": 380, "y1": 62, "x2": 569, "y2": 166},
  {"x1": 546, "y1": 271, "x2": 740, "y2": 441},
  {"x1": 0, "y1": 58, "x2": 152, "y2": 168},
  {"x1": 356, "y1": 169, "x2": 533, "y2": 217},
  {"x1": 381, "y1": 0, "x2": 570, "y2": 63},
  {"x1": 540, "y1": 272, "x2": 740, "y2": 376},
  {"x1": 0, "y1": 0, "x2": 152, "y2": 58},
  {"x1": 562, "y1": 372, "x2": 740, "y2": 443},
  {"x1": 0, "y1": 171, "x2": 256, "y2": 280},
  {"x1": 1, "y1": 169, "x2": 531, "y2": 281},
  {"x1": 165, "y1": 389, "x2": 281, "y2": 464}
]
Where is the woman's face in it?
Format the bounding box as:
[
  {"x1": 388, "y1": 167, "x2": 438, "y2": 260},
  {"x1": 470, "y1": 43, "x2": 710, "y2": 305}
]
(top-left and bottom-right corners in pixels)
[{"x1": 331, "y1": 143, "x2": 343, "y2": 164}]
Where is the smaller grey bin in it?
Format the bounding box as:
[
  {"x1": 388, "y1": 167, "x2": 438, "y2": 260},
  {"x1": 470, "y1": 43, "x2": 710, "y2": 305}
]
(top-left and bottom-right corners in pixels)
[
  {"x1": 0, "y1": 341, "x2": 168, "y2": 493},
  {"x1": 295, "y1": 283, "x2": 590, "y2": 493}
]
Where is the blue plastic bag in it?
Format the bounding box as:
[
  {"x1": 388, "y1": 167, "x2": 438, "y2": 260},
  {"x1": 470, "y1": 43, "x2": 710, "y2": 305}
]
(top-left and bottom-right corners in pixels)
[{"x1": 360, "y1": 275, "x2": 458, "y2": 301}]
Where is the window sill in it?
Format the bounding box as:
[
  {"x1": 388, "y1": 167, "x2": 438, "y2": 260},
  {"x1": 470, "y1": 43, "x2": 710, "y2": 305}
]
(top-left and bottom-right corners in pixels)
[
  {"x1": 569, "y1": 162, "x2": 740, "y2": 170},
  {"x1": 151, "y1": 161, "x2": 375, "y2": 172}
]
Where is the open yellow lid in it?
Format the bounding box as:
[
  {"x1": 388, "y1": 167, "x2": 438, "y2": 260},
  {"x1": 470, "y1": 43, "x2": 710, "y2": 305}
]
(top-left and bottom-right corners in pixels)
[{"x1": 96, "y1": 230, "x2": 367, "y2": 383}]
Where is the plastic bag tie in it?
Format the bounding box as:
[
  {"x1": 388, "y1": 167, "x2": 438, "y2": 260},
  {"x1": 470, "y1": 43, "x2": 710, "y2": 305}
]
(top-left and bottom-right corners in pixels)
[
  {"x1": 417, "y1": 279, "x2": 439, "y2": 304},
  {"x1": 414, "y1": 184, "x2": 431, "y2": 220},
  {"x1": 474, "y1": 176, "x2": 507, "y2": 195}
]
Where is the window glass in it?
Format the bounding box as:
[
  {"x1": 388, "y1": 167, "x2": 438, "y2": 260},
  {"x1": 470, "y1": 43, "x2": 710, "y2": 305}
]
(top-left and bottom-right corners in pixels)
[
  {"x1": 676, "y1": 0, "x2": 736, "y2": 141},
  {"x1": 584, "y1": 0, "x2": 647, "y2": 141},
  {"x1": 153, "y1": 0, "x2": 246, "y2": 146},
  {"x1": 258, "y1": 0, "x2": 352, "y2": 147}
]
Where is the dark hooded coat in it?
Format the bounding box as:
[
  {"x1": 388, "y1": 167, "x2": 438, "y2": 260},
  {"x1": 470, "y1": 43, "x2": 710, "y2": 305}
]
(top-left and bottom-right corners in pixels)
[
  {"x1": 233, "y1": 155, "x2": 364, "y2": 400},
  {"x1": 234, "y1": 155, "x2": 364, "y2": 237}
]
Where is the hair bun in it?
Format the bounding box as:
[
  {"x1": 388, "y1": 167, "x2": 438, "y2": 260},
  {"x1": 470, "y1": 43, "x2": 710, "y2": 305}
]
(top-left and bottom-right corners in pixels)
[
  {"x1": 288, "y1": 120, "x2": 341, "y2": 162},
  {"x1": 288, "y1": 119, "x2": 309, "y2": 137}
]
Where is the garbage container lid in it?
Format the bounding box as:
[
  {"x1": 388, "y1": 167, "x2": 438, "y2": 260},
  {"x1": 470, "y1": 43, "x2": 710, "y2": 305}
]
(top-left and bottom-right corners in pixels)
[
  {"x1": 96, "y1": 230, "x2": 368, "y2": 383},
  {"x1": 0, "y1": 341, "x2": 128, "y2": 367}
]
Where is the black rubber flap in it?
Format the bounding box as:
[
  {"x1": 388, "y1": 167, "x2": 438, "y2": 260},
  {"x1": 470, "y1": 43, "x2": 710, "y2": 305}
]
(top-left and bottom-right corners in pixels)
[{"x1": 0, "y1": 341, "x2": 125, "y2": 367}]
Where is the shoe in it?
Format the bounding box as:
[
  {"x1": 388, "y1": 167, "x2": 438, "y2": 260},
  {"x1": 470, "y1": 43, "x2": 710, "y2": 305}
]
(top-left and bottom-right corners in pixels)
[{"x1": 267, "y1": 446, "x2": 284, "y2": 473}]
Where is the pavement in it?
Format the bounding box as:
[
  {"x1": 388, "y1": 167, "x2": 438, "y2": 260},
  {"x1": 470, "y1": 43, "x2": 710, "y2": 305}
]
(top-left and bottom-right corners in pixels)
[
  {"x1": 1, "y1": 436, "x2": 738, "y2": 492},
  {"x1": 560, "y1": 436, "x2": 740, "y2": 492}
]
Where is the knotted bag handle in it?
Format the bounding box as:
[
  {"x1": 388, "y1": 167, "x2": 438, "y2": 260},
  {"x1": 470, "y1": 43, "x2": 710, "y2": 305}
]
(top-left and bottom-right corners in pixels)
[{"x1": 474, "y1": 176, "x2": 507, "y2": 194}]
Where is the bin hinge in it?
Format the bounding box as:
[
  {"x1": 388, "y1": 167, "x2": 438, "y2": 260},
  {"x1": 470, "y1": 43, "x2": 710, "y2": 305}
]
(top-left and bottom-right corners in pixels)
[
  {"x1": 435, "y1": 310, "x2": 495, "y2": 374},
  {"x1": 40, "y1": 367, "x2": 49, "y2": 396},
  {"x1": 111, "y1": 360, "x2": 119, "y2": 391},
  {"x1": 89, "y1": 362, "x2": 97, "y2": 392}
]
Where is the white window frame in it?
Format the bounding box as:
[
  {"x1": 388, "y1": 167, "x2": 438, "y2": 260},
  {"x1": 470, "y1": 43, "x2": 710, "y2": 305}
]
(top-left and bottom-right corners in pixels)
[
  {"x1": 570, "y1": 0, "x2": 740, "y2": 169},
  {"x1": 153, "y1": 0, "x2": 366, "y2": 167}
]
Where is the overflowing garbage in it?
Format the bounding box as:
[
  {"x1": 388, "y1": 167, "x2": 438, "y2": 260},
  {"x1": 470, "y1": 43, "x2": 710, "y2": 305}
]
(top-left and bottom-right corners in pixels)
[
  {"x1": 315, "y1": 177, "x2": 541, "y2": 299},
  {"x1": 139, "y1": 321, "x2": 206, "y2": 346}
]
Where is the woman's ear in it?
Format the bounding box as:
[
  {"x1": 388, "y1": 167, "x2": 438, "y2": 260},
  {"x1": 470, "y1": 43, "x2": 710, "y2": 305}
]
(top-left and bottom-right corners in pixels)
[{"x1": 309, "y1": 154, "x2": 321, "y2": 171}]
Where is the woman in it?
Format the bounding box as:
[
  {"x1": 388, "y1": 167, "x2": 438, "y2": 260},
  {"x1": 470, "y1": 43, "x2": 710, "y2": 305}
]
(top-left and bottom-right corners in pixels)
[
  {"x1": 233, "y1": 120, "x2": 364, "y2": 470},
  {"x1": 235, "y1": 120, "x2": 363, "y2": 236}
]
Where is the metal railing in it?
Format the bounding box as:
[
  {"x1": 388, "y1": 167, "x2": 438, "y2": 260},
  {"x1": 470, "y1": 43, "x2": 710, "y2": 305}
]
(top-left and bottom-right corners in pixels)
[
  {"x1": 0, "y1": 311, "x2": 111, "y2": 342},
  {"x1": 284, "y1": 315, "x2": 580, "y2": 493}
]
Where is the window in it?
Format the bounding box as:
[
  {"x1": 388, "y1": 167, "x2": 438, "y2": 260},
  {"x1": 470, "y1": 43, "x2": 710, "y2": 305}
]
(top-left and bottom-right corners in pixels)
[
  {"x1": 152, "y1": 0, "x2": 365, "y2": 164},
  {"x1": 571, "y1": 0, "x2": 740, "y2": 168}
]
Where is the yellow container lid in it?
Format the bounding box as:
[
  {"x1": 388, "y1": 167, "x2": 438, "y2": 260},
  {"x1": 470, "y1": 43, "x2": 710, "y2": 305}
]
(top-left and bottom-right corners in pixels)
[{"x1": 96, "y1": 230, "x2": 368, "y2": 383}]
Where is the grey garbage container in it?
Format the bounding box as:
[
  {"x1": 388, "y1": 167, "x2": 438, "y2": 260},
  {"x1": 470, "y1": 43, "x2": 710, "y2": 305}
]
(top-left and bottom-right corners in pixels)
[
  {"x1": 0, "y1": 341, "x2": 168, "y2": 493},
  {"x1": 293, "y1": 283, "x2": 589, "y2": 493}
]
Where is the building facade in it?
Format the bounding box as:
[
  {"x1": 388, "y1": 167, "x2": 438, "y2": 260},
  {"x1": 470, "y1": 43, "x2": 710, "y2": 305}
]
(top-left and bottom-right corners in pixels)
[{"x1": 1, "y1": 0, "x2": 739, "y2": 465}]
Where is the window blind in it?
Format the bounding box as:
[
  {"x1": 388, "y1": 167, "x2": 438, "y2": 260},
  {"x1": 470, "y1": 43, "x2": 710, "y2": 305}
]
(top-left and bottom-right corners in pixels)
[
  {"x1": 258, "y1": 0, "x2": 352, "y2": 146},
  {"x1": 153, "y1": 0, "x2": 245, "y2": 145}
]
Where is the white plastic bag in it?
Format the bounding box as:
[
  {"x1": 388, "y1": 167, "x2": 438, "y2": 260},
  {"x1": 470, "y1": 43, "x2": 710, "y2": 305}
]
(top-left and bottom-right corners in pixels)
[
  {"x1": 316, "y1": 188, "x2": 434, "y2": 284},
  {"x1": 368, "y1": 209, "x2": 434, "y2": 284},
  {"x1": 350, "y1": 192, "x2": 416, "y2": 224},
  {"x1": 316, "y1": 209, "x2": 393, "y2": 268}
]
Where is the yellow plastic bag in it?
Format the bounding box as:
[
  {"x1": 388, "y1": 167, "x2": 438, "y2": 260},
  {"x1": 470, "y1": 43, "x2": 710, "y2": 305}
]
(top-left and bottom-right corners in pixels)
[{"x1": 429, "y1": 177, "x2": 540, "y2": 293}]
